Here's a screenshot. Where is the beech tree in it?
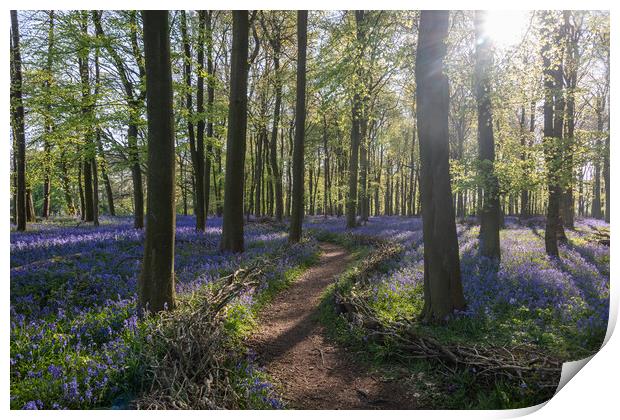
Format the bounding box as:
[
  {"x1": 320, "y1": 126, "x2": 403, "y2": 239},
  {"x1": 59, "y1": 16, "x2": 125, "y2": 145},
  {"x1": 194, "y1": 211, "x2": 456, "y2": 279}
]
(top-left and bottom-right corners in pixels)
[
  {"x1": 92, "y1": 11, "x2": 145, "y2": 229},
  {"x1": 9, "y1": 10, "x2": 609, "y2": 244},
  {"x1": 220, "y1": 11, "x2": 249, "y2": 253},
  {"x1": 345, "y1": 11, "x2": 365, "y2": 229},
  {"x1": 289, "y1": 10, "x2": 308, "y2": 243},
  {"x1": 540, "y1": 11, "x2": 565, "y2": 256},
  {"x1": 11, "y1": 10, "x2": 27, "y2": 231},
  {"x1": 416, "y1": 10, "x2": 466, "y2": 322},
  {"x1": 474, "y1": 11, "x2": 501, "y2": 260},
  {"x1": 139, "y1": 10, "x2": 176, "y2": 313}
]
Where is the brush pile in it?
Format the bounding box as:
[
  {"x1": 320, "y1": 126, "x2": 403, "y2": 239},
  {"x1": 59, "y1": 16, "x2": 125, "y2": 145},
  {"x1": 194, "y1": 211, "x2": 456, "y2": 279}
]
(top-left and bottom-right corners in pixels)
[
  {"x1": 334, "y1": 243, "x2": 562, "y2": 389},
  {"x1": 135, "y1": 260, "x2": 271, "y2": 409}
]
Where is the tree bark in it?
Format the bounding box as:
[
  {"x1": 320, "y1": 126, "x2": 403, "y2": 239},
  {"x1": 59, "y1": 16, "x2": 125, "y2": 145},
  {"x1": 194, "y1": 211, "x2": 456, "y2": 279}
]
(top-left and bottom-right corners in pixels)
[
  {"x1": 78, "y1": 12, "x2": 95, "y2": 222},
  {"x1": 562, "y1": 11, "x2": 580, "y2": 229},
  {"x1": 346, "y1": 11, "x2": 366, "y2": 229},
  {"x1": 416, "y1": 10, "x2": 466, "y2": 322},
  {"x1": 26, "y1": 188, "x2": 36, "y2": 222},
  {"x1": 205, "y1": 11, "x2": 215, "y2": 218},
  {"x1": 289, "y1": 10, "x2": 308, "y2": 243},
  {"x1": 263, "y1": 16, "x2": 285, "y2": 221},
  {"x1": 541, "y1": 12, "x2": 564, "y2": 256},
  {"x1": 195, "y1": 11, "x2": 207, "y2": 229},
  {"x1": 360, "y1": 115, "x2": 369, "y2": 222},
  {"x1": 78, "y1": 163, "x2": 85, "y2": 219},
  {"x1": 42, "y1": 11, "x2": 55, "y2": 219},
  {"x1": 11, "y1": 10, "x2": 27, "y2": 231},
  {"x1": 220, "y1": 11, "x2": 249, "y2": 252},
  {"x1": 474, "y1": 11, "x2": 501, "y2": 260},
  {"x1": 181, "y1": 11, "x2": 205, "y2": 230},
  {"x1": 139, "y1": 10, "x2": 176, "y2": 313},
  {"x1": 323, "y1": 114, "x2": 331, "y2": 218}
]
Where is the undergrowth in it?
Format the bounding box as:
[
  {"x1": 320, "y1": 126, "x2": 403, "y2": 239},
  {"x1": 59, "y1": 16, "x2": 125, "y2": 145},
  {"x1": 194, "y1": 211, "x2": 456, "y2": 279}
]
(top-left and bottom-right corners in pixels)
[
  {"x1": 317, "y1": 238, "x2": 559, "y2": 409},
  {"x1": 134, "y1": 242, "x2": 320, "y2": 409}
]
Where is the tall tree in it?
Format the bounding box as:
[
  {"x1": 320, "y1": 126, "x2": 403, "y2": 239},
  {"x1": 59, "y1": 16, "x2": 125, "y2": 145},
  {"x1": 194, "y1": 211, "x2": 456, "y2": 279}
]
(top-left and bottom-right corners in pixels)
[
  {"x1": 41, "y1": 11, "x2": 55, "y2": 219},
  {"x1": 519, "y1": 105, "x2": 530, "y2": 219},
  {"x1": 139, "y1": 10, "x2": 176, "y2": 313},
  {"x1": 92, "y1": 11, "x2": 145, "y2": 228},
  {"x1": 261, "y1": 13, "x2": 285, "y2": 222},
  {"x1": 416, "y1": 10, "x2": 466, "y2": 322},
  {"x1": 289, "y1": 10, "x2": 308, "y2": 243},
  {"x1": 78, "y1": 12, "x2": 96, "y2": 223},
  {"x1": 181, "y1": 10, "x2": 206, "y2": 231},
  {"x1": 10, "y1": 10, "x2": 27, "y2": 231},
  {"x1": 602, "y1": 29, "x2": 610, "y2": 223},
  {"x1": 204, "y1": 11, "x2": 215, "y2": 218},
  {"x1": 220, "y1": 11, "x2": 249, "y2": 253},
  {"x1": 562, "y1": 11, "x2": 582, "y2": 229},
  {"x1": 592, "y1": 97, "x2": 603, "y2": 219},
  {"x1": 346, "y1": 10, "x2": 365, "y2": 229},
  {"x1": 540, "y1": 11, "x2": 565, "y2": 256},
  {"x1": 474, "y1": 11, "x2": 501, "y2": 260}
]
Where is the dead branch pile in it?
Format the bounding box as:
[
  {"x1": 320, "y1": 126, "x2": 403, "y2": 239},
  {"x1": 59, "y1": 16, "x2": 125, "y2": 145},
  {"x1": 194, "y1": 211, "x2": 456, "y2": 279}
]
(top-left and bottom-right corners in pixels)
[
  {"x1": 134, "y1": 259, "x2": 272, "y2": 409},
  {"x1": 588, "y1": 226, "x2": 610, "y2": 246},
  {"x1": 334, "y1": 244, "x2": 562, "y2": 388}
]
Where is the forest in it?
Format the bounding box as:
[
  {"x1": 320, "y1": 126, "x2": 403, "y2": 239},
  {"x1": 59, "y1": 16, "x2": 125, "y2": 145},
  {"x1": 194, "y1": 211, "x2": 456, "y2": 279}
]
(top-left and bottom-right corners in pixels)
[{"x1": 10, "y1": 9, "x2": 610, "y2": 410}]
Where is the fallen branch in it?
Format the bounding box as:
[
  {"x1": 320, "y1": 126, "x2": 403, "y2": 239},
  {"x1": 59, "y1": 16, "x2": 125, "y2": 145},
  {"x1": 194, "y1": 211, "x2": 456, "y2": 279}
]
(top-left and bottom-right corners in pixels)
[
  {"x1": 334, "y1": 242, "x2": 562, "y2": 389},
  {"x1": 134, "y1": 258, "x2": 274, "y2": 409}
]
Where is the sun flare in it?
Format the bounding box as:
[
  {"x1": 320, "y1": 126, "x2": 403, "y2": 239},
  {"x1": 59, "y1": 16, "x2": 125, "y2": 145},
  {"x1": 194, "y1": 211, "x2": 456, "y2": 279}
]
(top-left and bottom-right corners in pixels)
[{"x1": 482, "y1": 10, "x2": 531, "y2": 48}]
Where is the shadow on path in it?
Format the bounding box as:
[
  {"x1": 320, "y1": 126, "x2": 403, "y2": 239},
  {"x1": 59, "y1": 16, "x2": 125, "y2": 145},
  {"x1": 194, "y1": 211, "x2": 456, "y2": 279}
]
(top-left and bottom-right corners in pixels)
[{"x1": 248, "y1": 242, "x2": 418, "y2": 409}]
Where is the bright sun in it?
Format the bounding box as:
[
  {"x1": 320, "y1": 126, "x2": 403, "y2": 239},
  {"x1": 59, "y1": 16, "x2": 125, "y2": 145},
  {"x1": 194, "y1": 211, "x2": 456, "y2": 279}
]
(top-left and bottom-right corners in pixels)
[{"x1": 482, "y1": 10, "x2": 531, "y2": 48}]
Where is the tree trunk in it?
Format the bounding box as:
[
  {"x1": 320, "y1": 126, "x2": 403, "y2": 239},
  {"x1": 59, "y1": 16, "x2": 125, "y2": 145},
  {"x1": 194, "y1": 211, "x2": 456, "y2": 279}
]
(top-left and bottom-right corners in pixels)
[
  {"x1": 12, "y1": 147, "x2": 17, "y2": 223},
  {"x1": 139, "y1": 10, "x2": 176, "y2": 313},
  {"x1": 289, "y1": 10, "x2": 308, "y2": 243},
  {"x1": 270, "y1": 35, "x2": 284, "y2": 221},
  {"x1": 92, "y1": 156, "x2": 99, "y2": 226},
  {"x1": 26, "y1": 188, "x2": 36, "y2": 222},
  {"x1": 78, "y1": 164, "x2": 85, "y2": 219},
  {"x1": 220, "y1": 11, "x2": 249, "y2": 252},
  {"x1": 128, "y1": 126, "x2": 144, "y2": 228},
  {"x1": 181, "y1": 11, "x2": 205, "y2": 230},
  {"x1": 205, "y1": 11, "x2": 215, "y2": 218},
  {"x1": 604, "y1": 124, "x2": 610, "y2": 223},
  {"x1": 474, "y1": 11, "x2": 501, "y2": 260},
  {"x1": 195, "y1": 11, "x2": 207, "y2": 228},
  {"x1": 92, "y1": 11, "x2": 144, "y2": 228},
  {"x1": 541, "y1": 12, "x2": 564, "y2": 256},
  {"x1": 562, "y1": 11, "x2": 580, "y2": 229},
  {"x1": 285, "y1": 118, "x2": 293, "y2": 217},
  {"x1": 59, "y1": 151, "x2": 76, "y2": 215},
  {"x1": 323, "y1": 115, "x2": 330, "y2": 218},
  {"x1": 78, "y1": 13, "x2": 95, "y2": 223},
  {"x1": 216, "y1": 147, "x2": 223, "y2": 216},
  {"x1": 416, "y1": 10, "x2": 466, "y2": 322},
  {"x1": 11, "y1": 10, "x2": 27, "y2": 231},
  {"x1": 519, "y1": 106, "x2": 529, "y2": 219},
  {"x1": 42, "y1": 11, "x2": 55, "y2": 219},
  {"x1": 360, "y1": 116, "x2": 369, "y2": 222},
  {"x1": 96, "y1": 129, "x2": 115, "y2": 216},
  {"x1": 346, "y1": 10, "x2": 365, "y2": 229}
]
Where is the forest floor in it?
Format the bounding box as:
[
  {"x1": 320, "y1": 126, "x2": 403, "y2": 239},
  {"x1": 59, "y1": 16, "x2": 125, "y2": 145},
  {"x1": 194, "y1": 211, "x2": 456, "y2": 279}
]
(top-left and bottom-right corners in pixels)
[{"x1": 249, "y1": 242, "x2": 417, "y2": 409}]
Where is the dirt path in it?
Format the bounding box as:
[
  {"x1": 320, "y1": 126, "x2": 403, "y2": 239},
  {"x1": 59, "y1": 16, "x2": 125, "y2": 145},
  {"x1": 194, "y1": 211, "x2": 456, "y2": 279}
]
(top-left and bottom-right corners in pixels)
[{"x1": 249, "y1": 242, "x2": 417, "y2": 409}]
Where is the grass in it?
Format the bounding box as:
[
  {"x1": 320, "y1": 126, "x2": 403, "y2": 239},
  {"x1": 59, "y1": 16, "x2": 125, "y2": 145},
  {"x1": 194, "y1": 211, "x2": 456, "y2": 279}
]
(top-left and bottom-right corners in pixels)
[{"x1": 224, "y1": 249, "x2": 320, "y2": 344}]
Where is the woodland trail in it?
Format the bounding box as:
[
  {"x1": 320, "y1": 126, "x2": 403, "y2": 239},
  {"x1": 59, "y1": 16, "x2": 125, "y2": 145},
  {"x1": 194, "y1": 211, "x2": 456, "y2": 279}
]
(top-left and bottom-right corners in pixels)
[{"x1": 249, "y1": 242, "x2": 417, "y2": 409}]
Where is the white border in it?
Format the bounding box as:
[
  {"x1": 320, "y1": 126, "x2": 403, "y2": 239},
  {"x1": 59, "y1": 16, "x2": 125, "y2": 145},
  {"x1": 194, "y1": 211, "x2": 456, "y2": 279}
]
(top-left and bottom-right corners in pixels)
[{"x1": 2, "y1": 2, "x2": 617, "y2": 419}]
